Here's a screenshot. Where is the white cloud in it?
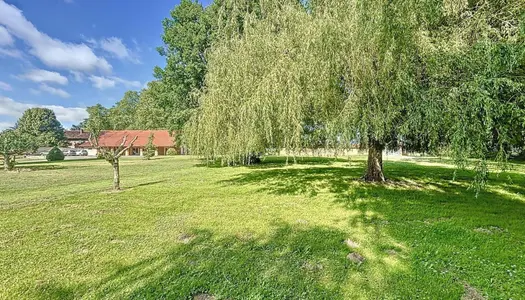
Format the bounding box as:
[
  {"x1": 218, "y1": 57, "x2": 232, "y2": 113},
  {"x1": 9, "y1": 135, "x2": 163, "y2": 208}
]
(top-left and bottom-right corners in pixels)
[
  {"x1": 0, "y1": 81, "x2": 12, "y2": 91},
  {"x1": 111, "y1": 76, "x2": 141, "y2": 88},
  {"x1": 88, "y1": 75, "x2": 115, "y2": 89},
  {"x1": 89, "y1": 75, "x2": 141, "y2": 90},
  {"x1": 39, "y1": 83, "x2": 70, "y2": 98},
  {"x1": 100, "y1": 37, "x2": 140, "y2": 63},
  {"x1": 0, "y1": 96, "x2": 87, "y2": 124},
  {"x1": 69, "y1": 71, "x2": 84, "y2": 82},
  {"x1": 0, "y1": 25, "x2": 14, "y2": 46},
  {"x1": 0, "y1": 1, "x2": 112, "y2": 73},
  {"x1": 20, "y1": 69, "x2": 68, "y2": 85},
  {"x1": 84, "y1": 36, "x2": 140, "y2": 64},
  {"x1": 0, "y1": 47, "x2": 23, "y2": 58}
]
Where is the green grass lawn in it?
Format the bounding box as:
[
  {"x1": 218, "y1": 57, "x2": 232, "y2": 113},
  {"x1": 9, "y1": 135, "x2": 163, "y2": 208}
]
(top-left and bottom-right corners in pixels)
[{"x1": 1, "y1": 156, "x2": 524, "y2": 299}]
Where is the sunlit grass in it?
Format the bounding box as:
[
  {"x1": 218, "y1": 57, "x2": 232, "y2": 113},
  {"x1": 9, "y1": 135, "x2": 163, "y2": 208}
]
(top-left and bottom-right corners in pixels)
[{"x1": 1, "y1": 156, "x2": 524, "y2": 299}]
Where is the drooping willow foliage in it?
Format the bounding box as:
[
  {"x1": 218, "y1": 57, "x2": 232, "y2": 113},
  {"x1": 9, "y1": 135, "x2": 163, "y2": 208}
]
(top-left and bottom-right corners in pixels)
[
  {"x1": 187, "y1": 0, "x2": 349, "y2": 164},
  {"x1": 187, "y1": 0, "x2": 525, "y2": 180}
]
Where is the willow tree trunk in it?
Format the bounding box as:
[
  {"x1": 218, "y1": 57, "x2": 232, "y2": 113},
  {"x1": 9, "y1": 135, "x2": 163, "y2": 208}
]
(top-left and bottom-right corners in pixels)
[
  {"x1": 112, "y1": 159, "x2": 120, "y2": 190},
  {"x1": 364, "y1": 139, "x2": 385, "y2": 182}
]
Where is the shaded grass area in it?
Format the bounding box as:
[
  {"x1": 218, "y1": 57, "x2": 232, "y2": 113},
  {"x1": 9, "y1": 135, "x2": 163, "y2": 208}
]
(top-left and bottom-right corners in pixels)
[{"x1": 1, "y1": 156, "x2": 524, "y2": 299}]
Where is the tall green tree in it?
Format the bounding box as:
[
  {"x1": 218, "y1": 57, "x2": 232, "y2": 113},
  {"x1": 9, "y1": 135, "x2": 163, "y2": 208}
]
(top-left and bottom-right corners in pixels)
[
  {"x1": 85, "y1": 104, "x2": 111, "y2": 136},
  {"x1": 109, "y1": 91, "x2": 140, "y2": 130},
  {"x1": 135, "y1": 81, "x2": 173, "y2": 129},
  {"x1": 154, "y1": 0, "x2": 214, "y2": 131},
  {"x1": 0, "y1": 129, "x2": 33, "y2": 171},
  {"x1": 16, "y1": 108, "x2": 65, "y2": 147}
]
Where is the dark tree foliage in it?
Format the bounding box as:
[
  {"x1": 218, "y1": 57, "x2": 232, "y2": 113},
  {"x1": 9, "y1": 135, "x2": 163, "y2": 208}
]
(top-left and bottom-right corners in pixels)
[
  {"x1": 154, "y1": 0, "x2": 214, "y2": 132},
  {"x1": 109, "y1": 91, "x2": 140, "y2": 130},
  {"x1": 46, "y1": 147, "x2": 65, "y2": 162},
  {"x1": 0, "y1": 129, "x2": 33, "y2": 171},
  {"x1": 16, "y1": 108, "x2": 65, "y2": 147}
]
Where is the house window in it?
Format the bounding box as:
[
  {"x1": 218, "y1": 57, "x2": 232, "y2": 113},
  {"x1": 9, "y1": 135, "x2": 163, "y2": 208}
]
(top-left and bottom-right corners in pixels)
[{"x1": 131, "y1": 148, "x2": 140, "y2": 156}]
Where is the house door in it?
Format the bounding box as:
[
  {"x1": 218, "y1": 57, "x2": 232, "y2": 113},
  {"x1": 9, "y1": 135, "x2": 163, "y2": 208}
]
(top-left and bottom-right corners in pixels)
[{"x1": 131, "y1": 148, "x2": 141, "y2": 156}]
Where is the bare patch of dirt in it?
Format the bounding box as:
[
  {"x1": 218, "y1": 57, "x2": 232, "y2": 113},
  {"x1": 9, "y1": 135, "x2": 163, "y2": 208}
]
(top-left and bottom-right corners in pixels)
[
  {"x1": 462, "y1": 283, "x2": 486, "y2": 300},
  {"x1": 193, "y1": 293, "x2": 216, "y2": 300},
  {"x1": 347, "y1": 252, "x2": 365, "y2": 265},
  {"x1": 301, "y1": 261, "x2": 324, "y2": 272},
  {"x1": 343, "y1": 239, "x2": 360, "y2": 248},
  {"x1": 236, "y1": 232, "x2": 254, "y2": 241},
  {"x1": 385, "y1": 249, "x2": 398, "y2": 256},
  {"x1": 178, "y1": 233, "x2": 196, "y2": 244}
]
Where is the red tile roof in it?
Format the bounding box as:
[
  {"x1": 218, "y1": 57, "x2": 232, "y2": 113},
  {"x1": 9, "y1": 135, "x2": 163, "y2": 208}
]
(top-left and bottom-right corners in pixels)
[{"x1": 79, "y1": 130, "x2": 174, "y2": 148}]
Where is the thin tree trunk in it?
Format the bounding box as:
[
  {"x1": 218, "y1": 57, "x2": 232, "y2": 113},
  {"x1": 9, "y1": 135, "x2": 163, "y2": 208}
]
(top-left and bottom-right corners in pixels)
[
  {"x1": 364, "y1": 139, "x2": 385, "y2": 182},
  {"x1": 113, "y1": 159, "x2": 120, "y2": 190}
]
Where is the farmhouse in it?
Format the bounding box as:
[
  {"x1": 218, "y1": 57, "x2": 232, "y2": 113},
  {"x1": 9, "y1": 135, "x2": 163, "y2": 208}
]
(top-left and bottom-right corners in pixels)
[
  {"x1": 64, "y1": 129, "x2": 90, "y2": 148},
  {"x1": 79, "y1": 130, "x2": 176, "y2": 156}
]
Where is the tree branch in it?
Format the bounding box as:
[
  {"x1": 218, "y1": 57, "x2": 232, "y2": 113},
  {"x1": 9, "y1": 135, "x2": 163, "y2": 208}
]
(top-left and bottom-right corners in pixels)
[{"x1": 115, "y1": 136, "x2": 138, "y2": 158}]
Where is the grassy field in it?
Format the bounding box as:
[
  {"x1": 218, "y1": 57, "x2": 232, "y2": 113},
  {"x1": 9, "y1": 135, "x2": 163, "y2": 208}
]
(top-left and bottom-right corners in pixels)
[{"x1": 1, "y1": 156, "x2": 524, "y2": 299}]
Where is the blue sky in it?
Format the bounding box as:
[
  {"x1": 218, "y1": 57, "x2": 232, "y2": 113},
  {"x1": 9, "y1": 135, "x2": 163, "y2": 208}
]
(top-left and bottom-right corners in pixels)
[{"x1": 0, "y1": 0, "x2": 211, "y2": 130}]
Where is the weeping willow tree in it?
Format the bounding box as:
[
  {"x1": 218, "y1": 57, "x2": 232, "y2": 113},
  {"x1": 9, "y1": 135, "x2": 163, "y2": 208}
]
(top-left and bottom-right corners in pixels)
[
  {"x1": 187, "y1": 0, "x2": 347, "y2": 165},
  {"x1": 187, "y1": 0, "x2": 525, "y2": 183}
]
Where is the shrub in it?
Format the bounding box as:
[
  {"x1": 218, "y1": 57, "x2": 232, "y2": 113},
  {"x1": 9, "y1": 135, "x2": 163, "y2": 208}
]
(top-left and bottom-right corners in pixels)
[
  {"x1": 46, "y1": 147, "x2": 65, "y2": 161},
  {"x1": 166, "y1": 148, "x2": 178, "y2": 156},
  {"x1": 143, "y1": 133, "x2": 156, "y2": 160}
]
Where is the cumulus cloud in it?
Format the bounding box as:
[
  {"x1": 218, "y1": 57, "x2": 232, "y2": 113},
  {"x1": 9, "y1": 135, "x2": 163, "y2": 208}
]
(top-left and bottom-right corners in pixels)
[
  {"x1": 100, "y1": 37, "x2": 140, "y2": 63},
  {"x1": 0, "y1": 47, "x2": 23, "y2": 58},
  {"x1": 0, "y1": 81, "x2": 12, "y2": 91},
  {"x1": 39, "y1": 84, "x2": 70, "y2": 98},
  {"x1": 0, "y1": 96, "x2": 87, "y2": 124},
  {"x1": 88, "y1": 75, "x2": 115, "y2": 89},
  {"x1": 0, "y1": 1, "x2": 112, "y2": 73},
  {"x1": 20, "y1": 69, "x2": 68, "y2": 85},
  {"x1": 83, "y1": 36, "x2": 140, "y2": 64},
  {"x1": 111, "y1": 76, "x2": 141, "y2": 88},
  {"x1": 89, "y1": 75, "x2": 141, "y2": 90},
  {"x1": 0, "y1": 25, "x2": 14, "y2": 46}
]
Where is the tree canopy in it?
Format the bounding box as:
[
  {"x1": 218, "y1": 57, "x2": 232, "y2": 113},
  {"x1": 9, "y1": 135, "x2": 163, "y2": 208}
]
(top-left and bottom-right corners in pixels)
[
  {"x1": 109, "y1": 91, "x2": 140, "y2": 130},
  {"x1": 0, "y1": 129, "x2": 33, "y2": 171},
  {"x1": 15, "y1": 108, "x2": 65, "y2": 147}
]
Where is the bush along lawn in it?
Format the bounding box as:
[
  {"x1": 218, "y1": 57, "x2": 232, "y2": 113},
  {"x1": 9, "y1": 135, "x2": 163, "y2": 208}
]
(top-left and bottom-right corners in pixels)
[{"x1": 0, "y1": 156, "x2": 524, "y2": 299}]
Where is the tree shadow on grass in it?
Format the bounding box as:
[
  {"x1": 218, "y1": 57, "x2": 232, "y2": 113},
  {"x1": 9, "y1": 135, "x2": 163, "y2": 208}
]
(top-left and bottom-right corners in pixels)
[
  {"x1": 128, "y1": 180, "x2": 168, "y2": 189},
  {"x1": 220, "y1": 159, "x2": 525, "y2": 298},
  {"x1": 38, "y1": 224, "x2": 395, "y2": 299},
  {"x1": 14, "y1": 164, "x2": 67, "y2": 171}
]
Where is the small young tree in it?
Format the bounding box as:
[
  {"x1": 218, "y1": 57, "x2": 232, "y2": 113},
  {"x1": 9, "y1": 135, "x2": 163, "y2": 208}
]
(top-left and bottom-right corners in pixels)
[
  {"x1": 89, "y1": 133, "x2": 138, "y2": 190},
  {"x1": 143, "y1": 133, "x2": 156, "y2": 160},
  {"x1": 0, "y1": 129, "x2": 32, "y2": 171}
]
